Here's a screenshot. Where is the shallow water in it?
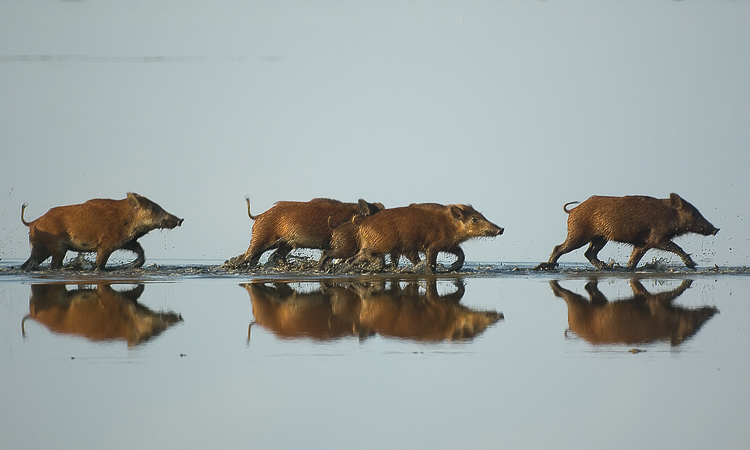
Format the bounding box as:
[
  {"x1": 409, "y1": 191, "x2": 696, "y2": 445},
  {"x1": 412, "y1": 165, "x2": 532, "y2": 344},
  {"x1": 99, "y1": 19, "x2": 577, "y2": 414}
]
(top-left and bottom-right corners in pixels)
[{"x1": 1, "y1": 259, "x2": 749, "y2": 450}]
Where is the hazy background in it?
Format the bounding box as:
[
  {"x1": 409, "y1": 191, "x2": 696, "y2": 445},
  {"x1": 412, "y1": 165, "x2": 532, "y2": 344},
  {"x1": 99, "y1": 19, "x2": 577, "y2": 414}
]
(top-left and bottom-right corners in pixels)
[{"x1": 1, "y1": 0, "x2": 748, "y2": 267}]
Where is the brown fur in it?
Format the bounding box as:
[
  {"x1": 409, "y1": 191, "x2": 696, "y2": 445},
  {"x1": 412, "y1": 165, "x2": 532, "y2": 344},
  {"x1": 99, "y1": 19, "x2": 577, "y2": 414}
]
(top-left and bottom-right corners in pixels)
[
  {"x1": 243, "y1": 283, "x2": 359, "y2": 341},
  {"x1": 21, "y1": 193, "x2": 182, "y2": 270},
  {"x1": 241, "y1": 280, "x2": 502, "y2": 342},
  {"x1": 354, "y1": 281, "x2": 502, "y2": 341},
  {"x1": 318, "y1": 216, "x2": 366, "y2": 269},
  {"x1": 21, "y1": 284, "x2": 182, "y2": 347},
  {"x1": 550, "y1": 280, "x2": 718, "y2": 346},
  {"x1": 349, "y1": 204, "x2": 503, "y2": 273},
  {"x1": 236, "y1": 198, "x2": 384, "y2": 268},
  {"x1": 324, "y1": 203, "x2": 458, "y2": 271},
  {"x1": 537, "y1": 193, "x2": 719, "y2": 270}
]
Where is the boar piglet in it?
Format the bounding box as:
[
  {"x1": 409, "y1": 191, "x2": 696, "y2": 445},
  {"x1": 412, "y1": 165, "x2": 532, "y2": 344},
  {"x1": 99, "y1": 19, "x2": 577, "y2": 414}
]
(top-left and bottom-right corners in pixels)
[
  {"x1": 21, "y1": 193, "x2": 183, "y2": 270},
  {"x1": 319, "y1": 216, "x2": 407, "y2": 271},
  {"x1": 236, "y1": 198, "x2": 384, "y2": 269},
  {"x1": 349, "y1": 204, "x2": 504, "y2": 273},
  {"x1": 536, "y1": 193, "x2": 719, "y2": 270}
]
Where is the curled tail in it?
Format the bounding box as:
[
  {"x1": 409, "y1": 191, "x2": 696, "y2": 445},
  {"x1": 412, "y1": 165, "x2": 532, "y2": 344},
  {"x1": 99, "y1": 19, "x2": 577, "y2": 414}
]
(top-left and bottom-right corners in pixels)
[
  {"x1": 21, "y1": 203, "x2": 32, "y2": 226},
  {"x1": 21, "y1": 314, "x2": 31, "y2": 336},
  {"x1": 563, "y1": 201, "x2": 580, "y2": 214},
  {"x1": 245, "y1": 197, "x2": 258, "y2": 220}
]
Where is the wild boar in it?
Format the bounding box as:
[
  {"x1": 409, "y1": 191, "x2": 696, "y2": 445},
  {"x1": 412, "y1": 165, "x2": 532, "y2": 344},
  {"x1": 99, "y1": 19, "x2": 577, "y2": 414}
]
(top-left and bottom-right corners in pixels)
[
  {"x1": 233, "y1": 197, "x2": 384, "y2": 269},
  {"x1": 348, "y1": 204, "x2": 503, "y2": 273},
  {"x1": 535, "y1": 193, "x2": 719, "y2": 270},
  {"x1": 549, "y1": 279, "x2": 718, "y2": 346},
  {"x1": 241, "y1": 282, "x2": 362, "y2": 341},
  {"x1": 319, "y1": 216, "x2": 408, "y2": 270},
  {"x1": 21, "y1": 284, "x2": 183, "y2": 347},
  {"x1": 241, "y1": 279, "x2": 502, "y2": 343},
  {"x1": 354, "y1": 279, "x2": 502, "y2": 341},
  {"x1": 318, "y1": 216, "x2": 367, "y2": 270},
  {"x1": 20, "y1": 193, "x2": 183, "y2": 270}
]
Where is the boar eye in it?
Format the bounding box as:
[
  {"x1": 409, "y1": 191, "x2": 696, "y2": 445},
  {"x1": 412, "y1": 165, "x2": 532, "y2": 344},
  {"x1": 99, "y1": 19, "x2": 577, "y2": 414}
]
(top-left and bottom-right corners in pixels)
[{"x1": 470, "y1": 217, "x2": 477, "y2": 223}]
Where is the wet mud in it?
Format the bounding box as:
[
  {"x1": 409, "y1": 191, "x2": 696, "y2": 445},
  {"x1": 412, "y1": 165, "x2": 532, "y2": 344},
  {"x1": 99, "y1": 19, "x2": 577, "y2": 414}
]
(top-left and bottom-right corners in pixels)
[{"x1": 3, "y1": 254, "x2": 749, "y2": 283}]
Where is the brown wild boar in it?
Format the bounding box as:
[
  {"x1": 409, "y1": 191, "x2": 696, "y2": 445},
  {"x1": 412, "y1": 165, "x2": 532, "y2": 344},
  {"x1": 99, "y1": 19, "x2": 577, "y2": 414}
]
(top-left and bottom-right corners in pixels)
[
  {"x1": 348, "y1": 204, "x2": 503, "y2": 273},
  {"x1": 318, "y1": 216, "x2": 367, "y2": 270},
  {"x1": 550, "y1": 279, "x2": 718, "y2": 346},
  {"x1": 241, "y1": 282, "x2": 362, "y2": 341},
  {"x1": 20, "y1": 193, "x2": 183, "y2": 270},
  {"x1": 354, "y1": 280, "x2": 502, "y2": 341},
  {"x1": 242, "y1": 279, "x2": 502, "y2": 343},
  {"x1": 535, "y1": 194, "x2": 719, "y2": 270},
  {"x1": 319, "y1": 216, "x2": 410, "y2": 270},
  {"x1": 21, "y1": 284, "x2": 183, "y2": 347},
  {"x1": 233, "y1": 197, "x2": 384, "y2": 268}
]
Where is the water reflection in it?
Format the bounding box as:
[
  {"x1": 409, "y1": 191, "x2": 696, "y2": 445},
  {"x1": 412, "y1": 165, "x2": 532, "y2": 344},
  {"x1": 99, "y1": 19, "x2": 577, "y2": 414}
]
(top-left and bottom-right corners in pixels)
[
  {"x1": 242, "y1": 279, "x2": 503, "y2": 343},
  {"x1": 22, "y1": 284, "x2": 183, "y2": 347},
  {"x1": 550, "y1": 279, "x2": 718, "y2": 346}
]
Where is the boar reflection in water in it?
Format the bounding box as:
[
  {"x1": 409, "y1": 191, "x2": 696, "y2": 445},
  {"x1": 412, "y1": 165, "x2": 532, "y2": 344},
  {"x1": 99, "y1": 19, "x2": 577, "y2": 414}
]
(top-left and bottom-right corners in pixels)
[
  {"x1": 22, "y1": 284, "x2": 183, "y2": 347},
  {"x1": 550, "y1": 279, "x2": 717, "y2": 346},
  {"x1": 242, "y1": 281, "x2": 503, "y2": 342}
]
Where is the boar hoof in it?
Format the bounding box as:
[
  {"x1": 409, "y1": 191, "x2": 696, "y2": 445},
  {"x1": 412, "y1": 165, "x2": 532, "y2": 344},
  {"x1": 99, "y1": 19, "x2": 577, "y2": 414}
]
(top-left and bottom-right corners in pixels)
[
  {"x1": 533, "y1": 262, "x2": 558, "y2": 271},
  {"x1": 447, "y1": 261, "x2": 464, "y2": 272}
]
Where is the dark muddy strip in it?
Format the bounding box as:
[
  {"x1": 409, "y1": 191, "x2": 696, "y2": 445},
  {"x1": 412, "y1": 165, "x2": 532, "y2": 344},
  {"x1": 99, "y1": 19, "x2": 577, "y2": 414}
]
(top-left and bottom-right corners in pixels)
[{"x1": 2, "y1": 257, "x2": 749, "y2": 283}]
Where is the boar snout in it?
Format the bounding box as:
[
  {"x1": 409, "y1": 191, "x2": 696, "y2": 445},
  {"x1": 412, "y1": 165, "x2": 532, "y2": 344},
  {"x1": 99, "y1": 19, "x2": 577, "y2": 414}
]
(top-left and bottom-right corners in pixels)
[
  {"x1": 473, "y1": 220, "x2": 503, "y2": 237},
  {"x1": 159, "y1": 216, "x2": 183, "y2": 229},
  {"x1": 693, "y1": 221, "x2": 718, "y2": 237}
]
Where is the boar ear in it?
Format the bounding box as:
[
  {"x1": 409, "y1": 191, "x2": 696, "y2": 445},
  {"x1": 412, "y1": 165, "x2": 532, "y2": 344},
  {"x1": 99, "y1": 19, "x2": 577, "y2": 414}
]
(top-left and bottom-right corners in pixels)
[
  {"x1": 126, "y1": 192, "x2": 141, "y2": 208},
  {"x1": 450, "y1": 205, "x2": 464, "y2": 220},
  {"x1": 669, "y1": 193, "x2": 684, "y2": 209},
  {"x1": 357, "y1": 199, "x2": 371, "y2": 216}
]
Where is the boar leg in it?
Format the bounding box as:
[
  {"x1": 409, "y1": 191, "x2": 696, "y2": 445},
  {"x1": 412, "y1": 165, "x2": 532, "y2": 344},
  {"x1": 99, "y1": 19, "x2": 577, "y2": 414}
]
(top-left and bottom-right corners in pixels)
[
  {"x1": 242, "y1": 238, "x2": 281, "y2": 268},
  {"x1": 21, "y1": 246, "x2": 51, "y2": 270},
  {"x1": 349, "y1": 248, "x2": 385, "y2": 271},
  {"x1": 584, "y1": 280, "x2": 608, "y2": 306},
  {"x1": 388, "y1": 252, "x2": 402, "y2": 269},
  {"x1": 543, "y1": 235, "x2": 589, "y2": 268},
  {"x1": 241, "y1": 243, "x2": 280, "y2": 268},
  {"x1": 121, "y1": 241, "x2": 146, "y2": 268},
  {"x1": 319, "y1": 246, "x2": 353, "y2": 270},
  {"x1": 424, "y1": 248, "x2": 439, "y2": 274},
  {"x1": 49, "y1": 245, "x2": 68, "y2": 269},
  {"x1": 655, "y1": 241, "x2": 697, "y2": 269},
  {"x1": 94, "y1": 249, "x2": 115, "y2": 270},
  {"x1": 392, "y1": 251, "x2": 421, "y2": 270},
  {"x1": 583, "y1": 238, "x2": 608, "y2": 269},
  {"x1": 242, "y1": 251, "x2": 263, "y2": 268},
  {"x1": 268, "y1": 244, "x2": 292, "y2": 265},
  {"x1": 627, "y1": 246, "x2": 648, "y2": 269},
  {"x1": 317, "y1": 251, "x2": 333, "y2": 270},
  {"x1": 445, "y1": 246, "x2": 465, "y2": 272}
]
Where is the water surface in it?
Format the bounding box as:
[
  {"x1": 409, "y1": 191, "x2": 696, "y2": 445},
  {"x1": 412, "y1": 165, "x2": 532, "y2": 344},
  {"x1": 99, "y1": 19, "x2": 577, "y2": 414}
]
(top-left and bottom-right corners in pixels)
[{"x1": 1, "y1": 261, "x2": 748, "y2": 450}]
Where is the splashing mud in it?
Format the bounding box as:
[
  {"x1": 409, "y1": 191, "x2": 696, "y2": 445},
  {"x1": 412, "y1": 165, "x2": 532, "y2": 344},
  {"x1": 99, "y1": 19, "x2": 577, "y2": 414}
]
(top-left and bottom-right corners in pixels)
[{"x1": 3, "y1": 253, "x2": 750, "y2": 283}]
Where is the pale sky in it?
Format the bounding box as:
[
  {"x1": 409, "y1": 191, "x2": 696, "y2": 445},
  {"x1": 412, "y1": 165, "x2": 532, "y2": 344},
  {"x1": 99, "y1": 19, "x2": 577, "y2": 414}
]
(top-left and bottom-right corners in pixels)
[{"x1": 1, "y1": 1, "x2": 748, "y2": 267}]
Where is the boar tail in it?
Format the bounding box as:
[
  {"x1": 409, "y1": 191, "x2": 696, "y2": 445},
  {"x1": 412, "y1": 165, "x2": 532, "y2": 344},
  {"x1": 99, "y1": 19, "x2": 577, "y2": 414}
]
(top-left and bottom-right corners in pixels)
[
  {"x1": 20, "y1": 203, "x2": 32, "y2": 226},
  {"x1": 21, "y1": 314, "x2": 31, "y2": 336},
  {"x1": 245, "y1": 197, "x2": 259, "y2": 221},
  {"x1": 563, "y1": 201, "x2": 580, "y2": 214}
]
